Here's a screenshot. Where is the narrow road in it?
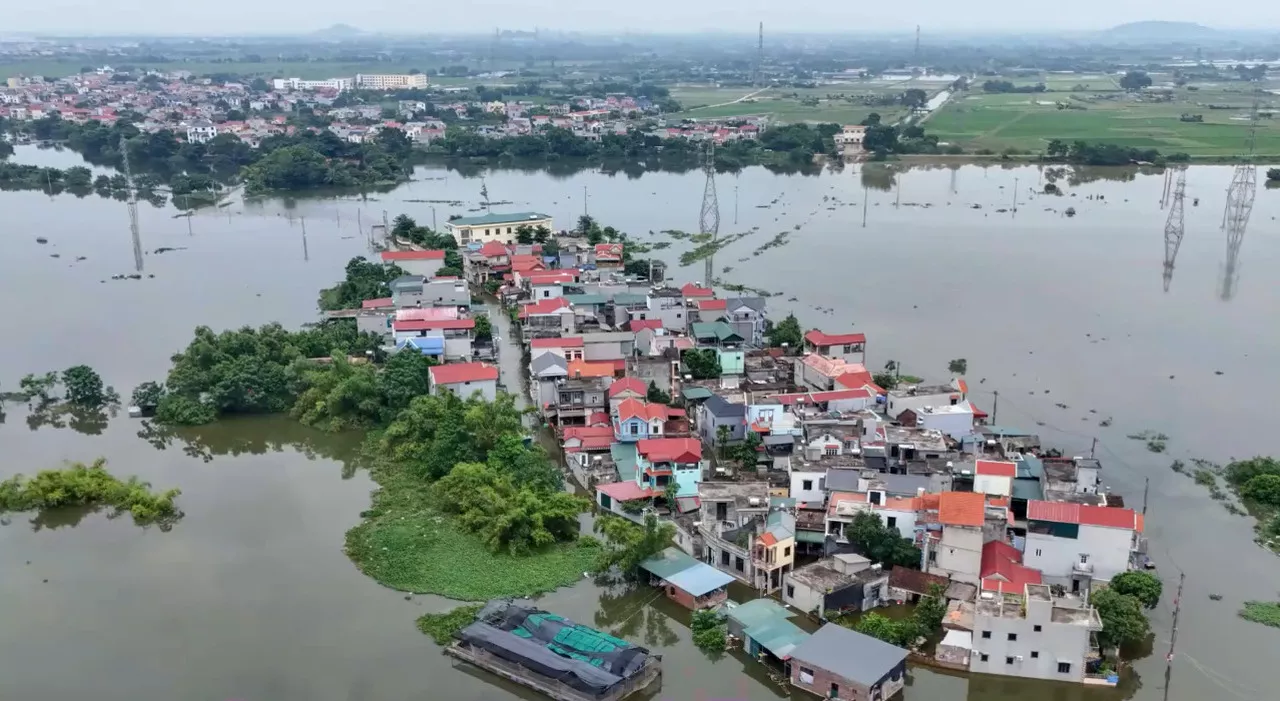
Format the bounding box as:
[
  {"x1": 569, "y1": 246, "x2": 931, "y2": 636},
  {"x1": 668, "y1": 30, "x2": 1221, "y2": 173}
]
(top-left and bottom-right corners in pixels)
[{"x1": 686, "y1": 86, "x2": 772, "y2": 112}]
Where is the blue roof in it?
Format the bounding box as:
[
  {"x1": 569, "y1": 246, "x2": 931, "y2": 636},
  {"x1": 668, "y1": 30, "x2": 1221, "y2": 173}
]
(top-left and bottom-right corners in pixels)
[
  {"x1": 446, "y1": 211, "x2": 551, "y2": 227},
  {"x1": 727, "y1": 598, "x2": 793, "y2": 629},
  {"x1": 1016, "y1": 454, "x2": 1045, "y2": 480},
  {"x1": 666, "y1": 563, "x2": 735, "y2": 597},
  {"x1": 398, "y1": 337, "x2": 444, "y2": 355}
]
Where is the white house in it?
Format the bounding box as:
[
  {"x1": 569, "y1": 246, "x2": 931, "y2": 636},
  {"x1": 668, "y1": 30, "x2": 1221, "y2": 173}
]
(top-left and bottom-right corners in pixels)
[
  {"x1": 833, "y1": 125, "x2": 867, "y2": 157},
  {"x1": 885, "y1": 379, "x2": 968, "y2": 419},
  {"x1": 802, "y1": 329, "x2": 866, "y2": 365},
  {"x1": 929, "y1": 491, "x2": 987, "y2": 585},
  {"x1": 428, "y1": 362, "x2": 499, "y2": 402},
  {"x1": 380, "y1": 250, "x2": 446, "y2": 278},
  {"x1": 968, "y1": 584, "x2": 1104, "y2": 684},
  {"x1": 789, "y1": 470, "x2": 826, "y2": 506},
  {"x1": 186, "y1": 121, "x2": 217, "y2": 143},
  {"x1": 974, "y1": 459, "x2": 1016, "y2": 497},
  {"x1": 912, "y1": 403, "x2": 975, "y2": 441},
  {"x1": 1023, "y1": 501, "x2": 1142, "y2": 591},
  {"x1": 827, "y1": 490, "x2": 920, "y2": 541}
]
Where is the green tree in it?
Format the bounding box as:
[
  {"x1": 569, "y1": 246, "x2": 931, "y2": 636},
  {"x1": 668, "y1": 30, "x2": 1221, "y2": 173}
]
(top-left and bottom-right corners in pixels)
[
  {"x1": 318, "y1": 256, "x2": 405, "y2": 311},
  {"x1": 948, "y1": 358, "x2": 968, "y2": 375},
  {"x1": 855, "y1": 612, "x2": 919, "y2": 647},
  {"x1": 716, "y1": 424, "x2": 732, "y2": 458},
  {"x1": 1092, "y1": 588, "x2": 1151, "y2": 649},
  {"x1": 1120, "y1": 71, "x2": 1153, "y2": 92},
  {"x1": 1108, "y1": 571, "x2": 1163, "y2": 610},
  {"x1": 130, "y1": 381, "x2": 166, "y2": 413},
  {"x1": 765, "y1": 313, "x2": 803, "y2": 349},
  {"x1": 18, "y1": 372, "x2": 59, "y2": 401},
  {"x1": 663, "y1": 481, "x2": 679, "y2": 512},
  {"x1": 646, "y1": 381, "x2": 671, "y2": 405},
  {"x1": 594, "y1": 513, "x2": 675, "y2": 580},
  {"x1": 290, "y1": 353, "x2": 385, "y2": 431},
  {"x1": 1242, "y1": 474, "x2": 1280, "y2": 506},
  {"x1": 736, "y1": 430, "x2": 762, "y2": 466},
  {"x1": 1267, "y1": 168, "x2": 1280, "y2": 182},
  {"x1": 1225, "y1": 457, "x2": 1280, "y2": 487},
  {"x1": 533, "y1": 225, "x2": 552, "y2": 243},
  {"x1": 682, "y1": 348, "x2": 721, "y2": 379},
  {"x1": 61, "y1": 365, "x2": 114, "y2": 407},
  {"x1": 845, "y1": 511, "x2": 922, "y2": 569},
  {"x1": 474, "y1": 315, "x2": 493, "y2": 343},
  {"x1": 914, "y1": 583, "x2": 949, "y2": 634},
  {"x1": 691, "y1": 609, "x2": 728, "y2": 651},
  {"x1": 515, "y1": 224, "x2": 536, "y2": 245},
  {"x1": 433, "y1": 462, "x2": 584, "y2": 555}
]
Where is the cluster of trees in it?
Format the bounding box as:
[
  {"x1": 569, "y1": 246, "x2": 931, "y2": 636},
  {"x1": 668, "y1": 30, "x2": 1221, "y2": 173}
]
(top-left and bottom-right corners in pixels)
[
  {"x1": 318, "y1": 256, "x2": 406, "y2": 311},
  {"x1": 593, "y1": 513, "x2": 677, "y2": 582},
  {"x1": 1226, "y1": 457, "x2": 1280, "y2": 527},
  {"x1": 682, "y1": 348, "x2": 722, "y2": 380},
  {"x1": 858, "y1": 114, "x2": 948, "y2": 157},
  {"x1": 146, "y1": 320, "x2": 383, "y2": 425},
  {"x1": 853, "y1": 583, "x2": 947, "y2": 647},
  {"x1": 1093, "y1": 571, "x2": 1159, "y2": 650},
  {"x1": 1267, "y1": 168, "x2": 1280, "y2": 182},
  {"x1": 1119, "y1": 71, "x2": 1154, "y2": 92},
  {"x1": 982, "y1": 80, "x2": 1047, "y2": 94},
  {"x1": 0, "y1": 161, "x2": 171, "y2": 205},
  {"x1": 1045, "y1": 139, "x2": 1189, "y2": 166},
  {"x1": 574, "y1": 215, "x2": 658, "y2": 279},
  {"x1": 765, "y1": 313, "x2": 803, "y2": 349},
  {"x1": 15, "y1": 366, "x2": 118, "y2": 407},
  {"x1": 842, "y1": 511, "x2": 923, "y2": 569},
  {"x1": 691, "y1": 609, "x2": 728, "y2": 651},
  {"x1": 0, "y1": 458, "x2": 181, "y2": 527},
  {"x1": 389, "y1": 214, "x2": 465, "y2": 275}
]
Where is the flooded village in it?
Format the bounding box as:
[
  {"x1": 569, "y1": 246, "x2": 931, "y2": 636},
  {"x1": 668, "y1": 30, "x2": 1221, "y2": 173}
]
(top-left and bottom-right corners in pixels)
[{"x1": 2, "y1": 148, "x2": 1280, "y2": 701}]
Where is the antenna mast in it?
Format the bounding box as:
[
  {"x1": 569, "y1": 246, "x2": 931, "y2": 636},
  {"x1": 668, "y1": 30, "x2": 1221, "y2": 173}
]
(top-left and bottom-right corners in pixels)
[
  {"x1": 1162, "y1": 168, "x2": 1186, "y2": 292},
  {"x1": 120, "y1": 134, "x2": 143, "y2": 272},
  {"x1": 699, "y1": 142, "x2": 720, "y2": 288}
]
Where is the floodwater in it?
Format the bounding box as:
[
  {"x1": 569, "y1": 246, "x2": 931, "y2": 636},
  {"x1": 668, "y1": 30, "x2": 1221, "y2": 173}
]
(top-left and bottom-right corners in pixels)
[{"x1": 2, "y1": 144, "x2": 1279, "y2": 701}]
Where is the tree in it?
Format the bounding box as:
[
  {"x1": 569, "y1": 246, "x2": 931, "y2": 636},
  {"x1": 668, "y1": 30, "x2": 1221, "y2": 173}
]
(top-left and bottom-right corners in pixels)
[
  {"x1": 18, "y1": 372, "x2": 59, "y2": 401},
  {"x1": 130, "y1": 381, "x2": 166, "y2": 413},
  {"x1": 62, "y1": 365, "x2": 114, "y2": 407},
  {"x1": 716, "y1": 424, "x2": 732, "y2": 458},
  {"x1": 872, "y1": 372, "x2": 898, "y2": 391},
  {"x1": 855, "y1": 612, "x2": 919, "y2": 647},
  {"x1": 1225, "y1": 457, "x2": 1280, "y2": 487},
  {"x1": 663, "y1": 481, "x2": 679, "y2": 513},
  {"x1": 901, "y1": 88, "x2": 928, "y2": 109},
  {"x1": 515, "y1": 224, "x2": 535, "y2": 245},
  {"x1": 691, "y1": 609, "x2": 727, "y2": 651},
  {"x1": 474, "y1": 315, "x2": 493, "y2": 343},
  {"x1": 1120, "y1": 71, "x2": 1153, "y2": 92},
  {"x1": 434, "y1": 462, "x2": 584, "y2": 555},
  {"x1": 1242, "y1": 474, "x2": 1280, "y2": 507},
  {"x1": 1046, "y1": 139, "x2": 1068, "y2": 158},
  {"x1": 736, "y1": 430, "x2": 762, "y2": 466},
  {"x1": 860, "y1": 112, "x2": 882, "y2": 127},
  {"x1": 682, "y1": 348, "x2": 721, "y2": 379},
  {"x1": 1109, "y1": 571, "x2": 1163, "y2": 610},
  {"x1": 594, "y1": 514, "x2": 675, "y2": 580},
  {"x1": 845, "y1": 511, "x2": 922, "y2": 569},
  {"x1": 646, "y1": 381, "x2": 671, "y2": 405},
  {"x1": 948, "y1": 358, "x2": 968, "y2": 375},
  {"x1": 1092, "y1": 588, "x2": 1151, "y2": 649},
  {"x1": 914, "y1": 583, "x2": 949, "y2": 634},
  {"x1": 765, "y1": 313, "x2": 803, "y2": 349},
  {"x1": 318, "y1": 256, "x2": 405, "y2": 311},
  {"x1": 533, "y1": 225, "x2": 552, "y2": 244},
  {"x1": 1267, "y1": 168, "x2": 1280, "y2": 182}
]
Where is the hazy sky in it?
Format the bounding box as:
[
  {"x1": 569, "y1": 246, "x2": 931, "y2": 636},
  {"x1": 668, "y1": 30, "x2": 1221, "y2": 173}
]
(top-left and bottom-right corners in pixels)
[{"x1": 6, "y1": 1, "x2": 1276, "y2": 35}]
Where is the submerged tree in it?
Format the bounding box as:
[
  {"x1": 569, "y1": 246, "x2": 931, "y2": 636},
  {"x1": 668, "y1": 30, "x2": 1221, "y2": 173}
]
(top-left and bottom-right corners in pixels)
[{"x1": 594, "y1": 514, "x2": 675, "y2": 581}]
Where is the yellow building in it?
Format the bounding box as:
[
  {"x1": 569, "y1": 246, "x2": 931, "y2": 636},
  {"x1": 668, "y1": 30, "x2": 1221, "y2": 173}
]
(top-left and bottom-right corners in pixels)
[
  {"x1": 354, "y1": 73, "x2": 428, "y2": 90},
  {"x1": 752, "y1": 511, "x2": 796, "y2": 592},
  {"x1": 444, "y1": 211, "x2": 554, "y2": 246}
]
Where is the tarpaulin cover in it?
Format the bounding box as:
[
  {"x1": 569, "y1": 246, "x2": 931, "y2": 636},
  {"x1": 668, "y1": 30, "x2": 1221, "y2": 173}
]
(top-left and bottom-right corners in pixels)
[{"x1": 457, "y1": 600, "x2": 652, "y2": 698}]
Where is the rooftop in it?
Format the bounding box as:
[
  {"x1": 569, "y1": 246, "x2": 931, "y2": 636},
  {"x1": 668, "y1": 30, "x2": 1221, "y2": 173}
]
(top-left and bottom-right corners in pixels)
[
  {"x1": 447, "y1": 211, "x2": 551, "y2": 227},
  {"x1": 804, "y1": 329, "x2": 867, "y2": 347},
  {"x1": 381, "y1": 249, "x2": 445, "y2": 261},
  {"x1": 430, "y1": 362, "x2": 499, "y2": 385},
  {"x1": 699, "y1": 481, "x2": 770, "y2": 506},
  {"x1": 938, "y1": 491, "x2": 986, "y2": 528},
  {"x1": 788, "y1": 623, "x2": 907, "y2": 687}
]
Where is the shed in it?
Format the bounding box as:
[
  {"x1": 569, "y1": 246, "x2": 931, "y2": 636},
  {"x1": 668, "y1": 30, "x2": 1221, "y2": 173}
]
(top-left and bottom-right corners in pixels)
[
  {"x1": 640, "y1": 547, "x2": 733, "y2": 610},
  {"x1": 788, "y1": 623, "x2": 908, "y2": 701}
]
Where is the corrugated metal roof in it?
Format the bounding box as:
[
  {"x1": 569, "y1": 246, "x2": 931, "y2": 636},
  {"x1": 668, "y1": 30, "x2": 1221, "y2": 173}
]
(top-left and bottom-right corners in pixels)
[
  {"x1": 666, "y1": 564, "x2": 735, "y2": 597},
  {"x1": 681, "y1": 386, "x2": 713, "y2": 400},
  {"x1": 639, "y1": 546, "x2": 700, "y2": 580}
]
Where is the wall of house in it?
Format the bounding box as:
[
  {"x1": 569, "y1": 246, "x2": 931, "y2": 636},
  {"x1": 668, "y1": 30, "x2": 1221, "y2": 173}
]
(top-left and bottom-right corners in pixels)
[
  {"x1": 698, "y1": 409, "x2": 746, "y2": 445},
  {"x1": 968, "y1": 614, "x2": 1089, "y2": 682},
  {"x1": 651, "y1": 304, "x2": 687, "y2": 332},
  {"x1": 674, "y1": 465, "x2": 701, "y2": 498},
  {"x1": 435, "y1": 379, "x2": 497, "y2": 403},
  {"x1": 798, "y1": 362, "x2": 836, "y2": 392},
  {"x1": 584, "y1": 340, "x2": 625, "y2": 362},
  {"x1": 531, "y1": 283, "x2": 562, "y2": 300},
  {"x1": 703, "y1": 533, "x2": 753, "y2": 585},
  {"x1": 392, "y1": 289, "x2": 424, "y2": 308},
  {"x1": 918, "y1": 410, "x2": 974, "y2": 440},
  {"x1": 782, "y1": 576, "x2": 826, "y2": 616},
  {"x1": 875, "y1": 507, "x2": 918, "y2": 540},
  {"x1": 357, "y1": 313, "x2": 391, "y2": 339},
  {"x1": 442, "y1": 336, "x2": 473, "y2": 361},
  {"x1": 974, "y1": 474, "x2": 1013, "y2": 497},
  {"x1": 421, "y1": 282, "x2": 471, "y2": 307},
  {"x1": 814, "y1": 343, "x2": 865, "y2": 366},
  {"x1": 934, "y1": 525, "x2": 984, "y2": 584},
  {"x1": 790, "y1": 471, "x2": 826, "y2": 506},
  {"x1": 1023, "y1": 525, "x2": 1133, "y2": 583},
  {"x1": 791, "y1": 661, "x2": 903, "y2": 701}
]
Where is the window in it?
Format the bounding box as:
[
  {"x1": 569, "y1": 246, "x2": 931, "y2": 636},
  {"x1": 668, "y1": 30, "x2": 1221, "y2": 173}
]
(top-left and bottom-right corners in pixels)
[
  {"x1": 798, "y1": 667, "x2": 814, "y2": 685},
  {"x1": 981, "y1": 631, "x2": 991, "y2": 639},
  {"x1": 1030, "y1": 651, "x2": 1039, "y2": 659},
  {"x1": 1006, "y1": 657, "x2": 1015, "y2": 665},
  {"x1": 1079, "y1": 553, "x2": 1090, "y2": 563},
  {"x1": 716, "y1": 502, "x2": 728, "y2": 521},
  {"x1": 734, "y1": 556, "x2": 744, "y2": 572},
  {"x1": 1035, "y1": 549, "x2": 1042, "y2": 556},
  {"x1": 1058, "y1": 662, "x2": 1072, "y2": 674},
  {"x1": 1008, "y1": 633, "x2": 1018, "y2": 642},
  {"x1": 802, "y1": 480, "x2": 813, "y2": 491},
  {"x1": 784, "y1": 546, "x2": 791, "y2": 557},
  {"x1": 786, "y1": 585, "x2": 795, "y2": 599},
  {"x1": 829, "y1": 683, "x2": 839, "y2": 698},
  {"x1": 887, "y1": 516, "x2": 898, "y2": 529},
  {"x1": 720, "y1": 551, "x2": 730, "y2": 566},
  {"x1": 824, "y1": 447, "x2": 838, "y2": 457},
  {"x1": 979, "y1": 653, "x2": 989, "y2": 662},
  {"x1": 1033, "y1": 624, "x2": 1042, "y2": 632}
]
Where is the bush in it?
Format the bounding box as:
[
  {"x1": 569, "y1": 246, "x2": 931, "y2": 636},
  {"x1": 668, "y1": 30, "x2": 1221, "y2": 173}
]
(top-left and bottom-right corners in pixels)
[
  {"x1": 416, "y1": 604, "x2": 483, "y2": 644},
  {"x1": 1239, "y1": 601, "x2": 1280, "y2": 628},
  {"x1": 1109, "y1": 571, "x2": 1162, "y2": 609},
  {"x1": 691, "y1": 609, "x2": 727, "y2": 651},
  {"x1": 0, "y1": 457, "x2": 182, "y2": 526},
  {"x1": 155, "y1": 393, "x2": 218, "y2": 425},
  {"x1": 1241, "y1": 474, "x2": 1280, "y2": 506}
]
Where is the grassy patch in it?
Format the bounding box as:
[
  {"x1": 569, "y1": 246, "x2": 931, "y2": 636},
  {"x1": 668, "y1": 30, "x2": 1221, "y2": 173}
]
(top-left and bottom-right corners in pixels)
[
  {"x1": 344, "y1": 460, "x2": 599, "y2": 601},
  {"x1": 1239, "y1": 601, "x2": 1280, "y2": 628},
  {"x1": 416, "y1": 604, "x2": 484, "y2": 645}
]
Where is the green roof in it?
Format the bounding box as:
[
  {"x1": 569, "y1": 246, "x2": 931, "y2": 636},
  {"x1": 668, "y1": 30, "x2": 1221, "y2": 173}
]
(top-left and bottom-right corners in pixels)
[
  {"x1": 640, "y1": 547, "x2": 701, "y2": 580},
  {"x1": 611, "y1": 442, "x2": 639, "y2": 481},
  {"x1": 612, "y1": 293, "x2": 649, "y2": 306},
  {"x1": 745, "y1": 617, "x2": 810, "y2": 658},
  {"x1": 1011, "y1": 478, "x2": 1044, "y2": 502},
  {"x1": 681, "y1": 387, "x2": 714, "y2": 400},
  {"x1": 795, "y1": 530, "x2": 827, "y2": 544},
  {"x1": 690, "y1": 321, "x2": 742, "y2": 343},
  {"x1": 447, "y1": 211, "x2": 551, "y2": 227},
  {"x1": 564, "y1": 293, "x2": 607, "y2": 306},
  {"x1": 727, "y1": 598, "x2": 793, "y2": 630}
]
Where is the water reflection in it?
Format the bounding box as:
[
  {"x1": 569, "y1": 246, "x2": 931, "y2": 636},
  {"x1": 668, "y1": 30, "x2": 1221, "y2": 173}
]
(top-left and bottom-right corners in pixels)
[
  {"x1": 24, "y1": 401, "x2": 116, "y2": 435},
  {"x1": 136, "y1": 415, "x2": 367, "y2": 476}
]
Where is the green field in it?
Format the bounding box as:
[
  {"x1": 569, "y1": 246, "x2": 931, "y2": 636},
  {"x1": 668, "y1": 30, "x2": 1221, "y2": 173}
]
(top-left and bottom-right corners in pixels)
[
  {"x1": 926, "y1": 86, "x2": 1280, "y2": 157},
  {"x1": 670, "y1": 85, "x2": 906, "y2": 125}
]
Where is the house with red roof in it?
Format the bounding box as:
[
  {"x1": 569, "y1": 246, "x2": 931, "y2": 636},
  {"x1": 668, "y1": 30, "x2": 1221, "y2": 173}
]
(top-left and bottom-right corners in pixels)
[
  {"x1": 804, "y1": 329, "x2": 867, "y2": 365},
  {"x1": 518, "y1": 297, "x2": 575, "y2": 336},
  {"x1": 428, "y1": 362, "x2": 499, "y2": 402},
  {"x1": 593, "y1": 242, "x2": 623, "y2": 268},
  {"x1": 979, "y1": 540, "x2": 1042, "y2": 593},
  {"x1": 796, "y1": 354, "x2": 883, "y2": 396},
  {"x1": 680, "y1": 282, "x2": 715, "y2": 298},
  {"x1": 529, "y1": 335, "x2": 584, "y2": 361},
  {"x1": 974, "y1": 459, "x2": 1017, "y2": 497},
  {"x1": 613, "y1": 399, "x2": 688, "y2": 442},
  {"x1": 1023, "y1": 500, "x2": 1143, "y2": 589},
  {"x1": 928, "y1": 491, "x2": 989, "y2": 585},
  {"x1": 378, "y1": 249, "x2": 445, "y2": 276},
  {"x1": 606, "y1": 376, "x2": 647, "y2": 406}
]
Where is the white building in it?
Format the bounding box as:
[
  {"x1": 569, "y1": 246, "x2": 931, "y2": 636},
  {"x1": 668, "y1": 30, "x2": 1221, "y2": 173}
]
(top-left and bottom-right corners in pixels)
[
  {"x1": 186, "y1": 121, "x2": 217, "y2": 143},
  {"x1": 355, "y1": 73, "x2": 428, "y2": 90},
  {"x1": 428, "y1": 362, "x2": 499, "y2": 402},
  {"x1": 444, "y1": 211, "x2": 554, "y2": 246},
  {"x1": 272, "y1": 77, "x2": 352, "y2": 92},
  {"x1": 912, "y1": 403, "x2": 975, "y2": 440},
  {"x1": 968, "y1": 584, "x2": 1103, "y2": 684},
  {"x1": 789, "y1": 470, "x2": 826, "y2": 506},
  {"x1": 1023, "y1": 501, "x2": 1142, "y2": 591},
  {"x1": 974, "y1": 459, "x2": 1016, "y2": 497},
  {"x1": 833, "y1": 124, "x2": 867, "y2": 156},
  {"x1": 380, "y1": 249, "x2": 446, "y2": 278},
  {"x1": 885, "y1": 379, "x2": 967, "y2": 419}
]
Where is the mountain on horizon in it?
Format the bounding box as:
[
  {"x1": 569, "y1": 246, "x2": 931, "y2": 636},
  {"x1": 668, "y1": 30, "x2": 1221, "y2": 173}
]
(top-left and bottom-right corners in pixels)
[{"x1": 1103, "y1": 21, "x2": 1219, "y2": 41}]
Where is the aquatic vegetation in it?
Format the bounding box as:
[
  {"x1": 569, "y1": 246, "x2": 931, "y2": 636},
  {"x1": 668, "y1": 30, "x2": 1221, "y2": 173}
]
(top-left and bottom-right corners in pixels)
[
  {"x1": 1239, "y1": 601, "x2": 1280, "y2": 628},
  {"x1": 0, "y1": 458, "x2": 182, "y2": 527},
  {"x1": 416, "y1": 604, "x2": 484, "y2": 645}
]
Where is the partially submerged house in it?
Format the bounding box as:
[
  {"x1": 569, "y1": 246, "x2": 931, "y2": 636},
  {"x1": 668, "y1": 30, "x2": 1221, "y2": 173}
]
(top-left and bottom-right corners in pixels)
[
  {"x1": 787, "y1": 622, "x2": 908, "y2": 701},
  {"x1": 782, "y1": 553, "x2": 889, "y2": 618},
  {"x1": 639, "y1": 546, "x2": 734, "y2": 610},
  {"x1": 724, "y1": 598, "x2": 810, "y2": 662}
]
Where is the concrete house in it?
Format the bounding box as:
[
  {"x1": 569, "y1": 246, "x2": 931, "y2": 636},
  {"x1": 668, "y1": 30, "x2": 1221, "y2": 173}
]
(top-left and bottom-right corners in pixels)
[
  {"x1": 885, "y1": 379, "x2": 968, "y2": 420},
  {"x1": 966, "y1": 584, "x2": 1104, "y2": 684},
  {"x1": 580, "y1": 331, "x2": 635, "y2": 362},
  {"x1": 530, "y1": 352, "x2": 569, "y2": 411},
  {"x1": 380, "y1": 249, "x2": 446, "y2": 278},
  {"x1": 803, "y1": 330, "x2": 867, "y2": 365},
  {"x1": 723, "y1": 297, "x2": 767, "y2": 347},
  {"x1": 1022, "y1": 501, "x2": 1143, "y2": 590},
  {"x1": 898, "y1": 403, "x2": 976, "y2": 441},
  {"x1": 389, "y1": 275, "x2": 427, "y2": 308},
  {"x1": 613, "y1": 398, "x2": 672, "y2": 442},
  {"x1": 783, "y1": 553, "x2": 889, "y2": 617},
  {"x1": 428, "y1": 362, "x2": 499, "y2": 402},
  {"x1": 553, "y1": 373, "x2": 610, "y2": 427},
  {"x1": 928, "y1": 491, "x2": 988, "y2": 585},
  {"x1": 788, "y1": 623, "x2": 907, "y2": 701},
  {"x1": 636, "y1": 437, "x2": 702, "y2": 497},
  {"x1": 390, "y1": 317, "x2": 474, "y2": 360},
  {"x1": 606, "y1": 376, "x2": 646, "y2": 409},
  {"x1": 518, "y1": 297, "x2": 575, "y2": 337},
  {"x1": 698, "y1": 394, "x2": 747, "y2": 445},
  {"x1": 639, "y1": 547, "x2": 734, "y2": 611},
  {"x1": 444, "y1": 211, "x2": 553, "y2": 245}
]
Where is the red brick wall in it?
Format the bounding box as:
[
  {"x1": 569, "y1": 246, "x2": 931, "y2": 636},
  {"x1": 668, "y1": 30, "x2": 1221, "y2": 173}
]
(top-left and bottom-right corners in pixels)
[
  {"x1": 664, "y1": 585, "x2": 727, "y2": 610},
  {"x1": 790, "y1": 664, "x2": 870, "y2": 701}
]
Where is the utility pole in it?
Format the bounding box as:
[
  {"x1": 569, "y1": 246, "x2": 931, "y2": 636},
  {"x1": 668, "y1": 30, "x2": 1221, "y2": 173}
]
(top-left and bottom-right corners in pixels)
[
  {"x1": 1162, "y1": 572, "x2": 1186, "y2": 701},
  {"x1": 583, "y1": 185, "x2": 588, "y2": 219},
  {"x1": 301, "y1": 217, "x2": 309, "y2": 261},
  {"x1": 357, "y1": 209, "x2": 362, "y2": 236},
  {"x1": 1012, "y1": 177, "x2": 1019, "y2": 215},
  {"x1": 895, "y1": 177, "x2": 901, "y2": 208},
  {"x1": 431, "y1": 206, "x2": 437, "y2": 231},
  {"x1": 1090, "y1": 437, "x2": 1097, "y2": 458},
  {"x1": 1142, "y1": 477, "x2": 1150, "y2": 516},
  {"x1": 991, "y1": 390, "x2": 999, "y2": 425},
  {"x1": 862, "y1": 185, "x2": 868, "y2": 228},
  {"x1": 734, "y1": 184, "x2": 739, "y2": 225},
  {"x1": 698, "y1": 141, "x2": 720, "y2": 288},
  {"x1": 1163, "y1": 168, "x2": 1187, "y2": 293},
  {"x1": 756, "y1": 22, "x2": 764, "y2": 86},
  {"x1": 914, "y1": 25, "x2": 921, "y2": 65},
  {"x1": 187, "y1": 215, "x2": 193, "y2": 237}
]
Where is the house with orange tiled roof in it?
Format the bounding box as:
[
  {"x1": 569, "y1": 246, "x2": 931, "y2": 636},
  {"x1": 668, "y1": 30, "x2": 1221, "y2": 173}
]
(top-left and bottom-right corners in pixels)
[
  {"x1": 927, "y1": 491, "x2": 989, "y2": 586},
  {"x1": 1023, "y1": 500, "x2": 1144, "y2": 589}
]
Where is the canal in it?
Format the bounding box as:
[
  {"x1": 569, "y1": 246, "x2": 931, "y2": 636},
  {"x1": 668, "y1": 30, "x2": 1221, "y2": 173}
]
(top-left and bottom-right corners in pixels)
[{"x1": 1, "y1": 145, "x2": 1277, "y2": 701}]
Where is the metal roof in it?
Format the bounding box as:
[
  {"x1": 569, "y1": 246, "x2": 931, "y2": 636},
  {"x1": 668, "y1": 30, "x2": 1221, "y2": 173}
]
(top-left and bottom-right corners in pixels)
[
  {"x1": 446, "y1": 211, "x2": 551, "y2": 227},
  {"x1": 666, "y1": 564, "x2": 735, "y2": 597},
  {"x1": 788, "y1": 623, "x2": 907, "y2": 686},
  {"x1": 681, "y1": 387, "x2": 714, "y2": 400},
  {"x1": 639, "y1": 547, "x2": 700, "y2": 580}
]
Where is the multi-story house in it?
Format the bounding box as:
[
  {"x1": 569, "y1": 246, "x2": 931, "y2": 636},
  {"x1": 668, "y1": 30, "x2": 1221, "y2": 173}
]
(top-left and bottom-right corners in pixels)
[
  {"x1": 803, "y1": 329, "x2": 867, "y2": 365},
  {"x1": 518, "y1": 297, "x2": 575, "y2": 338},
  {"x1": 595, "y1": 437, "x2": 703, "y2": 521},
  {"x1": 1022, "y1": 501, "x2": 1144, "y2": 592},
  {"x1": 885, "y1": 379, "x2": 969, "y2": 420},
  {"x1": 967, "y1": 583, "x2": 1104, "y2": 684},
  {"x1": 390, "y1": 316, "x2": 474, "y2": 361},
  {"x1": 724, "y1": 297, "x2": 767, "y2": 347},
  {"x1": 927, "y1": 491, "x2": 988, "y2": 585},
  {"x1": 444, "y1": 211, "x2": 553, "y2": 246},
  {"x1": 698, "y1": 482, "x2": 795, "y2": 593},
  {"x1": 553, "y1": 374, "x2": 609, "y2": 428}
]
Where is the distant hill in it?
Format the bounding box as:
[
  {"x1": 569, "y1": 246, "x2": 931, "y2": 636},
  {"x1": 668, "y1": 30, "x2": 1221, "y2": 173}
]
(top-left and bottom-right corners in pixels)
[
  {"x1": 312, "y1": 24, "x2": 365, "y2": 38},
  {"x1": 1103, "y1": 21, "x2": 1219, "y2": 42}
]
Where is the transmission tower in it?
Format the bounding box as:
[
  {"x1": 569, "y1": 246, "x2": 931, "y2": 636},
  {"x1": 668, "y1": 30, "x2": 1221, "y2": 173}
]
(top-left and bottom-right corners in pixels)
[
  {"x1": 914, "y1": 25, "x2": 921, "y2": 65},
  {"x1": 1162, "y1": 168, "x2": 1186, "y2": 292},
  {"x1": 120, "y1": 135, "x2": 143, "y2": 272},
  {"x1": 699, "y1": 142, "x2": 720, "y2": 288},
  {"x1": 755, "y1": 23, "x2": 764, "y2": 86},
  {"x1": 1219, "y1": 98, "x2": 1259, "y2": 301}
]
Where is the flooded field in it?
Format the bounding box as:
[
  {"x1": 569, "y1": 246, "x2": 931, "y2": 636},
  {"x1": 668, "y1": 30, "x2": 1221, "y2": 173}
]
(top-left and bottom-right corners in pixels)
[{"x1": 1, "y1": 145, "x2": 1278, "y2": 701}]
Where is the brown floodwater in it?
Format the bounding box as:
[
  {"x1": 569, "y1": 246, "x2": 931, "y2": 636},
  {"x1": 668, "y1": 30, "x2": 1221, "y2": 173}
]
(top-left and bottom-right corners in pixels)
[{"x1": 1, "y1": 145, "x2": 1278, "y2": 701}]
